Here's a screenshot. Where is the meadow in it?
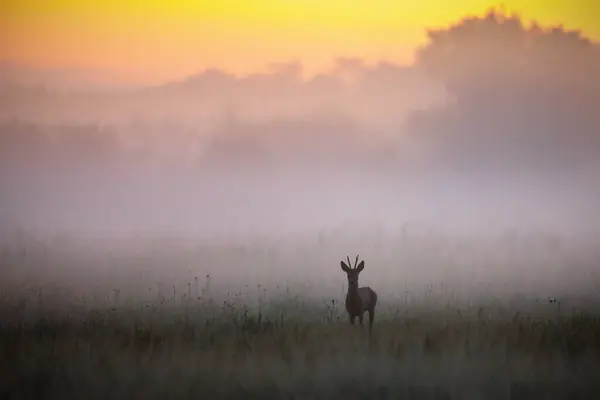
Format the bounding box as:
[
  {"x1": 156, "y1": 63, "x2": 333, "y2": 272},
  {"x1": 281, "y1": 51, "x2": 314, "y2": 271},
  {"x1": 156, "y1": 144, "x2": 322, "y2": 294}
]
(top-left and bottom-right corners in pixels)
[{"x1": 1, "y1": 228, "x2": 600, "y2": 399}]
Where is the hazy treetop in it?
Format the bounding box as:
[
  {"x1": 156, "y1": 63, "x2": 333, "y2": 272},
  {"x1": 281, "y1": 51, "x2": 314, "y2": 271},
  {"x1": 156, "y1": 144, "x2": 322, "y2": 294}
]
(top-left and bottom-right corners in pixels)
[{"x1": 417, "y1": 9, "x2": 600, "y2": 100}]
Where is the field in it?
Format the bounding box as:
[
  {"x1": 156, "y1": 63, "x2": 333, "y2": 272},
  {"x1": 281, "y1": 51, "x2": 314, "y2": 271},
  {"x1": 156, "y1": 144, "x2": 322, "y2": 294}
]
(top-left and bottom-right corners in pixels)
[{"x1": 1, "y1": 229, "x2": 600, "y2": 399}]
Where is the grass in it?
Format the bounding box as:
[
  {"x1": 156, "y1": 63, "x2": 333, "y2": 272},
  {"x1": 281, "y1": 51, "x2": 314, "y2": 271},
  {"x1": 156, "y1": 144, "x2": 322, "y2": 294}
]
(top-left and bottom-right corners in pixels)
[
  {"x1": 2, "y1": 292, "x2": 600, "y2": 400},
  {"x1": 1, "y1": 229, "x2": 600, "y2": 399}
]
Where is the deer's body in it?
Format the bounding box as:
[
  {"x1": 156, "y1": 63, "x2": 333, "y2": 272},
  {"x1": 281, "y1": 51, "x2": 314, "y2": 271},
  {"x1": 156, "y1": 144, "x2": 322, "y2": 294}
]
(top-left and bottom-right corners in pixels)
[
  {"x1": 341, "y1": 255, "x2": 378, "y2": 331},
  {"x1": 345, "y1": 286, "x2": 377, "y2": 324}
]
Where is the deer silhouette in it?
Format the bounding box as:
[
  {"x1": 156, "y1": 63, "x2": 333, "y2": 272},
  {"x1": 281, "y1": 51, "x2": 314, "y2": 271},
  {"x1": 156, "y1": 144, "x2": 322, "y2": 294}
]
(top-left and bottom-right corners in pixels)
[{"x1": 340, "y1": 255, "x2": 378, "y2": 331}]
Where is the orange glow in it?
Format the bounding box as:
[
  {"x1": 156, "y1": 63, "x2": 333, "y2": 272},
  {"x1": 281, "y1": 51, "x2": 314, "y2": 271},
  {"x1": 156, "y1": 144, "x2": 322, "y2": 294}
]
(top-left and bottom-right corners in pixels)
[{"x1": 1, "y1": 0, "x2": 599, "y2": 84}]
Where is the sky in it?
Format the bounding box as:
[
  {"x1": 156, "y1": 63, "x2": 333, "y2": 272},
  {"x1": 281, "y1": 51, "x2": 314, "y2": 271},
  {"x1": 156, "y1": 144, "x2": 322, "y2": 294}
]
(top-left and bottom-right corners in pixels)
[{"x1": 2, "y1": 0, "x2": 599, "y2": 85}]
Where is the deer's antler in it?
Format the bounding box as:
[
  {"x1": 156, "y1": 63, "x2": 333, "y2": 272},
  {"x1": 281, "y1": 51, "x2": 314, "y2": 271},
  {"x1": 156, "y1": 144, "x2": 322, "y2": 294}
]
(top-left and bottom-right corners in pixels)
[
  {"x1": 347, "y1": 256, "x2": 352, "y2": 268},
  {"x1": 354, "y1": 254, "x2": 360, "y2": 269}
]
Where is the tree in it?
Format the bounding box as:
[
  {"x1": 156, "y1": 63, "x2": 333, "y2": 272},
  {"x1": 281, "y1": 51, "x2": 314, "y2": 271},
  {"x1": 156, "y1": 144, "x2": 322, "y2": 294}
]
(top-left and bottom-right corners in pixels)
[
  {"x1": 407, "y1": 8, "x2": 600, "y2": 171},
  {"x1": 416, "y1": 9, "x2": 600, "y2": 103}
]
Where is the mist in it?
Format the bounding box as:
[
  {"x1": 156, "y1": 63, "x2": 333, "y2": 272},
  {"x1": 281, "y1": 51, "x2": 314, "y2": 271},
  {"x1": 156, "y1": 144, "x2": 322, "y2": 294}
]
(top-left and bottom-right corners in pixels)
[{"x1": 1, "y1": 10, "x2": 600, "y2": 308}]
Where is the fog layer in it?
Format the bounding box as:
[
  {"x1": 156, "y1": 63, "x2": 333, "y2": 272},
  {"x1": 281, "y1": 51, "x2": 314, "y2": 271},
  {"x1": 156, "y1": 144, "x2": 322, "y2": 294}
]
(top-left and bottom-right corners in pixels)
[
  {"x1": 2, "y1": 11, "x2": 599, "y2": 240},
  {"x1": 1, "y1": 11, "x2": 600, "y2": 312}
]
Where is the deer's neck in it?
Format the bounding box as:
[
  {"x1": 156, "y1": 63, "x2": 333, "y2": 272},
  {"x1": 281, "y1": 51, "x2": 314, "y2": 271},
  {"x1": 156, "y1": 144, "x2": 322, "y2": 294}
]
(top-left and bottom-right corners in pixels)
[{"x1": 347, "y1": 282, "x2": 360, "y2": 298}]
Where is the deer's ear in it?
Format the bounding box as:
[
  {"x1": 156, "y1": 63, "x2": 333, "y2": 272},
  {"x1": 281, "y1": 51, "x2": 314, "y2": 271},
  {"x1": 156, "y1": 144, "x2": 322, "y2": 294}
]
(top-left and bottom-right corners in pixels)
[
  {"x1": 340, "y1": 261, "x2": 350, "y2": 272},
  {"x1": 356, "y1": 261, "x2": 365, "y2": 272}
]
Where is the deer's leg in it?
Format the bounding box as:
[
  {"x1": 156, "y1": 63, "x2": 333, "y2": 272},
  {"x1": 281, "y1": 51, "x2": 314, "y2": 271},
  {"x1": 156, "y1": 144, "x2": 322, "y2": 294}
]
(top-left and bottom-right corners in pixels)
[
  {"x1": 368, "y1": 309, "x2": 375, "y2": 331},
  {"x1": 358, "y1": 313, "x2": 364, "y2": 326},
  {"x1": 349, "y1": 315, "x2": 355, "y2": 325}
]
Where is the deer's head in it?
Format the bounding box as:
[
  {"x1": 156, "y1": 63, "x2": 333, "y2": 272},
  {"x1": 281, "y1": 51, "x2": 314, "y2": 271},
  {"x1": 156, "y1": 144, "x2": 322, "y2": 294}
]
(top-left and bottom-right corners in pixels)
[{"x1": 340, "y1": 255, "x2": 364, "y2": 287}]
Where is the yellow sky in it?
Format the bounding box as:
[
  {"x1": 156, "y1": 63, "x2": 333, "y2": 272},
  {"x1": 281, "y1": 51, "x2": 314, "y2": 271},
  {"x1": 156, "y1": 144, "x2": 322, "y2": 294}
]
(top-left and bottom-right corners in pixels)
[{"x1": 1, "y1": 0, "x2": 599, "y2": 84}]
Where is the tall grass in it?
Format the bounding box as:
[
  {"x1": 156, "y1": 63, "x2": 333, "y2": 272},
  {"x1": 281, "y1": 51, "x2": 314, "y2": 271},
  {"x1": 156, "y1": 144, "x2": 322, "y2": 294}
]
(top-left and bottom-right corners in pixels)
[
  {"x1": 1, "y1": 229, "x2": 600, "y2": 398},
  {"x1": 2, "y1": 283, "x2": 600, "y2": 399}
]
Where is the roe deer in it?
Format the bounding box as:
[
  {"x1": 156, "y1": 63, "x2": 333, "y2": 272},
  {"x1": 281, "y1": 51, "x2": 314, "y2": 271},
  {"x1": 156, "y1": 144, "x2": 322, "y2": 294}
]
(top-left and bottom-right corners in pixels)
[{"x1": 340, "y1": 255, "x2": 378, "y2": 331}]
